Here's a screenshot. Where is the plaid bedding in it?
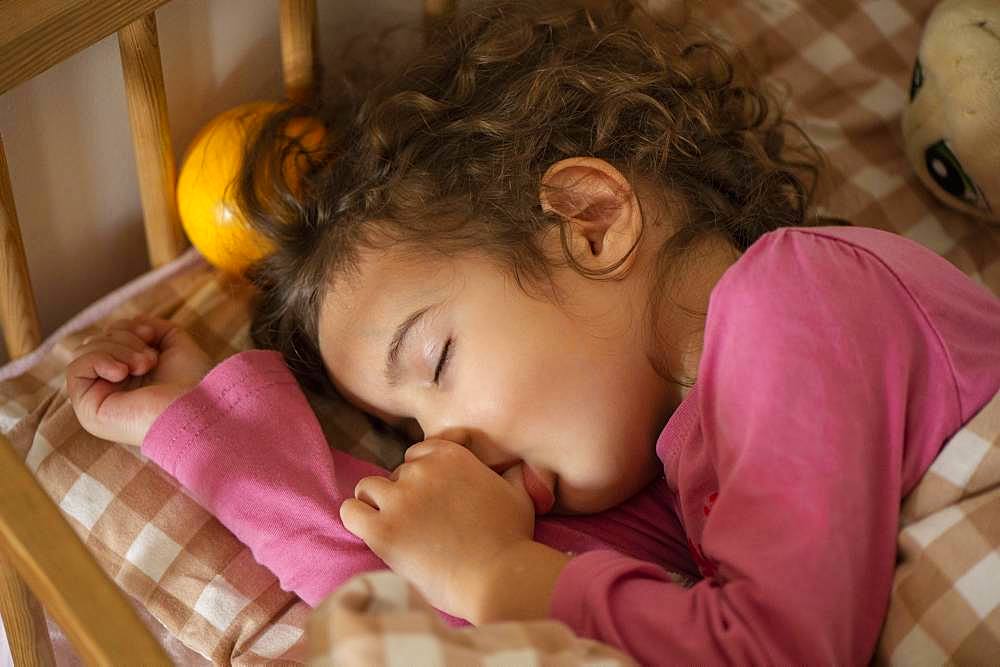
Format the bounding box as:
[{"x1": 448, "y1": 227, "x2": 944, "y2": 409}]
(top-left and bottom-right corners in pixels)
[
  {"x1": 876, "y1": 388, "x2": 1000, "y2": 664},
  {"x1": 305, "y1": 570, "x2": 638, "y2": 666},
  {"x1": 1, "y1": 0, "x2": 999, "y2": 665}
]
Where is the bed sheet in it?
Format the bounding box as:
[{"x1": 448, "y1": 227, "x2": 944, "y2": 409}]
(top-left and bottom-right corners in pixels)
[{"x1": 2, "y1": 0, "x2": 1000, "y2": 664}]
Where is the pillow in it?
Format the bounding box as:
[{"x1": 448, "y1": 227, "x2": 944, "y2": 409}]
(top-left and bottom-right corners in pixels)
[{"x1": 0, "y1": 262, "x2": 405, "y2": 664}]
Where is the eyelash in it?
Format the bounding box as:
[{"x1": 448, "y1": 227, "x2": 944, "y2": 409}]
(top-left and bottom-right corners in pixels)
[{"x1": 433, "y1": 337, "x2": 453, "y2": 385}]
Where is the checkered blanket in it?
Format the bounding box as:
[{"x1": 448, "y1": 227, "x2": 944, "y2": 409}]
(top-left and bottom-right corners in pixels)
[
  {"x1": 2, "y1": 0, "x2": 999, "y2": 665},
  {"x1": 305, "y1": 571, "x2": 638, "y2": 666},
  {"x1": 876, "y1": 388, "x2": 1000, "y2": 663}
]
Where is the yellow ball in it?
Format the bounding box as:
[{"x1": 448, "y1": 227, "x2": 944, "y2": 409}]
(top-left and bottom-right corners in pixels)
[{"x1": 177, "y1": 102, "x2": 323, "y2": 274}]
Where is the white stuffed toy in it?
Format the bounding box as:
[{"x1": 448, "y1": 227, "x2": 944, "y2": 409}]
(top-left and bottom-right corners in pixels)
[{"x1": 902, "y1": 0, "x2": 1000, "y2": 224}]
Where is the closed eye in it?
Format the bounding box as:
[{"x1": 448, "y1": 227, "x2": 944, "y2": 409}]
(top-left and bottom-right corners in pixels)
[{"x1": 433, "y1": 337, "x2": 453, "y2": 384}]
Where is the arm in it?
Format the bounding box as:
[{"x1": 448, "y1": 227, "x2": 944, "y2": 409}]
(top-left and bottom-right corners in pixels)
[
  {"x1": 545, "y1": 230, "x2": 970, "y2": 664},
  {"x1": 143, "y1": 350, "x2": 695, "y2": 613},
  {"x1": 142, "y1": 349, "x2": 388, "y2": 607}
]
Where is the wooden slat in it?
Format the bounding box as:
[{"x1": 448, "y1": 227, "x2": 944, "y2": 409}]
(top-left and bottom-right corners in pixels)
[
  {"x1": 0, "y1": 432, "x2": 171, "y2": 665},
  {"x1": 118, "y1": 12, "x2": 187, "y2": 268},
  {"x1": 423, "y1": 0, "x2": 457, "y2": 37},
  {"x1": 0, "y1": 132, "x2": 42, "y2": 360},
  {"x1": 0, "y1": 557, "x2": 56, "y2": 667},
  {"x1": 0, "y1": 0, "x2": 173, "y2": 95},
  {"x1": 279, "y1": 0, "x2": 318, "y2": 104}
]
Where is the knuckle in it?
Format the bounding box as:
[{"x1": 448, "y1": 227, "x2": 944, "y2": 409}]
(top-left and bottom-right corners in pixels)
[
  {"x1": 84, "y1": 350, "x2": 108, "y2": 364},
  {"x1": 354, "y1": 475, "x2": 381, "y2": 497},
  {"x1": 340, "y1": 498, "x2": 362, "y2": 523}
]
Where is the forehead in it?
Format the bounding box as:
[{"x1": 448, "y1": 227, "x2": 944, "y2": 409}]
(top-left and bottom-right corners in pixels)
[{"x1": 317, "y1": 246, "x2": 455, "y2": 381}]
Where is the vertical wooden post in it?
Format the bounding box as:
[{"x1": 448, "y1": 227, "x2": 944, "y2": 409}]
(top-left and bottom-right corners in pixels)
[
  {"x1": 118, "y1": 12, "x2": 187, "y2": 268},
  {"x1": 423, "y1": 0, "x2": 457, "y2": 40},
  {"x1": 280, "y1": 0, "x2": 318, "y2": 104},
  {"x1": 0, "y1": 133, "x2": 42, "y2": 360},
  {"x1": 0, "y1": 563, "x2": 56, "y2": 667},
  {"x1": 0, "y1": 137, "x2": 51, "y2": 658}
]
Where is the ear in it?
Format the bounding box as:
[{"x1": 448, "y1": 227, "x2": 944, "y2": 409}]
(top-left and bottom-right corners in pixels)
[{"x1": 539, "y1": 157, "x2": 643, "y2": 278}]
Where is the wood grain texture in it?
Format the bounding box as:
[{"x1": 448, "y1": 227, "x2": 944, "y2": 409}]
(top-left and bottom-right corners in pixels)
[
  {"x1": 0, "y1": 133, "x2": 42, "y2": 360},
  {"x1": 118, "y1": 12, "x2": 188, "y2": 268},
  {"x1": 0, "y1": 557, "x2": 56, "y2": 667},
  {"x1": 0, "y1": 432, "x2": 171, "y2": 665},
  {"x1": 0, "y1": 0, "x2": 173, "y2": 95},
  {"x1": 280, "y1": 0, "x2": 318, "y2": 104}
]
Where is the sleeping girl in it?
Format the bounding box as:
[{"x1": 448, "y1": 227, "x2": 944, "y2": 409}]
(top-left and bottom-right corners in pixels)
[{"x1": 64, "y1": 0, "x2": 1000, "y2": 663}]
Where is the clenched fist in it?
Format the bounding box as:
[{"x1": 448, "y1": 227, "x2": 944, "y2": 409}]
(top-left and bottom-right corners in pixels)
[{"x1": 65, "y1": 316, "x2": 214, "y2": 447}]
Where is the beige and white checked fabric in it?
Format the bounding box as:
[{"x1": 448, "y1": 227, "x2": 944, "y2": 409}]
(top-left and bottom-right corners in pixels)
[
  {"x1": 306, "y1": 571, "x2": 637, "y2": 666},
  {"x1": 876, "y1": 389, "x2": 1000, "y2": 664},
  {"x1": 704, "y1": 0, "x2": 1000, "y2": 294},
  {"x1": 1, "y1": 0, "x2": 999, "y2": 664}
]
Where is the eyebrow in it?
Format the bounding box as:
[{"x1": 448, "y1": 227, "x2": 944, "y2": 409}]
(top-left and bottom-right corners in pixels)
[{"x1": 384, "y1": 304, "x2": 434, "y2": 387}]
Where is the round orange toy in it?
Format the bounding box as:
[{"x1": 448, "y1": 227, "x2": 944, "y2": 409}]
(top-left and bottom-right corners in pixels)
[{"x1": 176, "y1": 101, "x2": 323, "y2": 275}]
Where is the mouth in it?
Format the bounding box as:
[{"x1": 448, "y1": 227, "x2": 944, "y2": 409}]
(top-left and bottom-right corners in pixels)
[{"x1": 521, "y1": 464, "x2": 555, "y2": 515}]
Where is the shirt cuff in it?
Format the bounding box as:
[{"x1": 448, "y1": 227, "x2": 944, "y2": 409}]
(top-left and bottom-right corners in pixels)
[{"x1": 141, "y1": 349, "x2": 294, "y2": 475}]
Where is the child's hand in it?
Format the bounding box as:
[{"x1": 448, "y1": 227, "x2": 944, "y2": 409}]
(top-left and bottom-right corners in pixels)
[
  {"x1": 65, "y1": 316, "x2": 214, "y2": 447},
  {"x1": 341, "y1": 439, "x2": 536, "y2": 622}
]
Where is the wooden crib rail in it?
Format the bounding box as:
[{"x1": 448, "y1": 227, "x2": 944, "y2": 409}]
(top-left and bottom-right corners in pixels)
[
  {"x1": 0, "y1": 134, "x2": 40, "y2": 361},
  {"x1": 119, "y1": 11, "x2": 188, "y2": 269},
  {"x1": 0, "y1": 0, "x2": 174, "y2": 96},
  {"x1": 0, "y1": 432, "x2": 171, "y2": 665}
]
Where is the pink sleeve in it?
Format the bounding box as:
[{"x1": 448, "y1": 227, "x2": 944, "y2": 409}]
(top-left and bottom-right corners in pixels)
[
  {"x1": 142, "y1": 349, "x2": 387, "y2": 608},
  {"x1": 552, "y1": 229, "x2": 984, "y2": 664}
]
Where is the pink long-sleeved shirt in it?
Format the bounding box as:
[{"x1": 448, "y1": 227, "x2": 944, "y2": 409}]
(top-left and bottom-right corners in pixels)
[{"x1": 143, "y1": 226, "x2": 1000, "y2": 664}]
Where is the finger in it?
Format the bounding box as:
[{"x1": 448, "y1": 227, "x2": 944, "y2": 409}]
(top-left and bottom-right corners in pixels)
[
  {"x1": 502, "y1": 464, "x2": 536, "y2": 516},
  {"x1": 77, "y1": 328, "x2": 152, "y2": 356},
  {"x1": 128, "y1": 316, "x2": 180, "y2": 348},
  {"x1": 66, "y1": 374, "x2": 120, "y2": 421},
  {"x1": 339, "y1": 498, "x2": 380, "y2": 541},
  {"x1": 354, "y1": 475, "x2": 395, "y2": 510},
  {"x1": 403, "y1": 438, "x2": 460, "y2": 463},
  {"x1": 104, "y1": 316, "x2": 171, "y2": 347},
  {"x1": 65, "y1": 352, "x2": 144, "y2": 426},
  {"x1": 74, "y1": 341, "x2": 157, "y2": 377},
  {"x1": 101, "y1": 328, "x2": 158, "y2": 357},
  {"x1": 67, "y1": 349, "x2": 130, "y2": 385},
  {"x1": 66, "y1": 353, "x2": 127, "y2": 405}
]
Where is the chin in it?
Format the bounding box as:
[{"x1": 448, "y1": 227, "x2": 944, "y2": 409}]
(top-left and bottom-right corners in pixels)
[
  {"x1": 551, "y1": 491, "x2": 628, "y2": 516},
  {"x1": 554, "y1": 470, "x2": 660, "y2": 515}
]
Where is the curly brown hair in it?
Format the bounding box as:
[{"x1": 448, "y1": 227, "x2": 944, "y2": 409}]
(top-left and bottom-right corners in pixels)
[{"x1": 236, "y1": 0, "x2": 845, "y2": 396}]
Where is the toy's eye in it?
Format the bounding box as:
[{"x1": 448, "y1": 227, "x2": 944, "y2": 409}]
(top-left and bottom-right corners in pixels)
[
  {"x1": 909, "y1": 58, "x2": 924, "y2": 101},
  {"x1": 924, "y1": 140, "x2": 992, "y2": 213}
]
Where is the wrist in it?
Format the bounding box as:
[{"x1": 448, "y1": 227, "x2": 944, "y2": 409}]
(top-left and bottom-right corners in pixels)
[
  {"x1": 468, "y1": 540, "x2": 572, "y2": 625},
  {"x1": 137, "y1": 382, "x2": 198, "y2": 447}
]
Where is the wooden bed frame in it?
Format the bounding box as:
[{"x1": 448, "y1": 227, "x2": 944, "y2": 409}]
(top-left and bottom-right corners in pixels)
[{"x1": 0, "y1": 1, "x2": 454, "y2": 664}]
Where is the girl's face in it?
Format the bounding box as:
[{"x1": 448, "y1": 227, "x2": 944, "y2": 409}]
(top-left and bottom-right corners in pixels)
[{"x1": 317, "y1": 242, "x2": 682, "y2": 515}]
